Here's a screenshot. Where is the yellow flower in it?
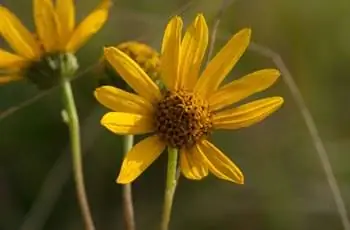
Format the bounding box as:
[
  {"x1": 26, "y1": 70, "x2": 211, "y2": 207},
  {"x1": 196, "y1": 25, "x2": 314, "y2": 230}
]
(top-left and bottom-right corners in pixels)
[
  {"x1": 95, "y1": 14, "x2": 284, "y2": 184},
  {"x1": 0, "y1": 0, "x2": 111, "y2": 85},
  {"x1": 97, "y1": 41, "x2": 161, "y2": 88},
  {"x1": 117, "y1": 41, "x2": 160, "y2": 81}
]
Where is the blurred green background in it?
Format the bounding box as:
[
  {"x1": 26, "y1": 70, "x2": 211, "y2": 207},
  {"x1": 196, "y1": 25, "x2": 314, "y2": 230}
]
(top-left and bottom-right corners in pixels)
[{"x1": 1, "y1": 0, "x2": 350, "y2": 229}]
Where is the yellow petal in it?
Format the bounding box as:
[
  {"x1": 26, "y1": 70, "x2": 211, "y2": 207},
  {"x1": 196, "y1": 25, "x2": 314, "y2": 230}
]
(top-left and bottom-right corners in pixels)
[
  {"x1": 101, "y1": 112, "x2": 155, "y2": 135},
  {"x1": 0, "y1": 49, "x2": 27, "y2": 68},
  {"x1": 209, "y1": 69, "x2": 280, "y2": 111},
  {"x1": 213, "y1": 97, "x2": 284, "y2": 129},
  {"x1": 0, "y1": 75, "x2": 22, "y2": 84},
  {"x1": 179, "y1": 14, "x2": 208, "y2": 89},
  {"x1": 34, "y1": 0, "x2": 60, "y2": 52},
  {"x1": 104, "y1": 47, "x2": 161, "y2": 102},
  {"x1": 117, "y1": 135, "x2": 166, "y2": 184},
  {"x1": 196, "y1": 140, "x2": 244, "y2": 184},
  {"x1": 65, "y1": 0, "x2": 112, "y2": 52},
  {"x1": 160, "y1": 16, "x2": 183, "y2": 90},
  {"x1": 94, "y1": 86, "x2": 154, "y2": 115},
  {"x1": 180, "y1": 147, "x2": 208, "y2": 180},
  {"x1": 194, "y1": 28, "x2": 251, "y2": 98},
  {"x1": 0, "y1": 6, "x2": 41, "y2": 59},
  {"x1": 56, "y1": 0, "x2": 75, "y2": 45}
]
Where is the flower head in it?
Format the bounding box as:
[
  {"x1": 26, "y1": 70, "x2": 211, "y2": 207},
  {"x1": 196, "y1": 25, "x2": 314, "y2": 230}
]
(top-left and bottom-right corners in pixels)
[
  {"x1": 95, "y1": 14, "x2": 284, "y2": 184},
  {"x1": 97, "y1": 41, "x2": 161, "y2": 88},
  {"x1": 0, "y1": 0, "x2": 111, "y2": 88},
  {"x1": 118, "y1": 41, "x2": 161, "y2": 81}
]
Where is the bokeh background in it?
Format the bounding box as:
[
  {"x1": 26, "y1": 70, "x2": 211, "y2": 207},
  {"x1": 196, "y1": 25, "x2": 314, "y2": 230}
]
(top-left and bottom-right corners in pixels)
[{"x1": 1, "y1": 0, "x2": 350, "y2": 229}]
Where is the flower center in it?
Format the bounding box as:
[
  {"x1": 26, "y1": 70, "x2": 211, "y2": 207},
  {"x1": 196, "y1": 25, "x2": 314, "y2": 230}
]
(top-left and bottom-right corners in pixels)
[{"x1": 154, "y1": 90, "x2": 213, "y2": 149}]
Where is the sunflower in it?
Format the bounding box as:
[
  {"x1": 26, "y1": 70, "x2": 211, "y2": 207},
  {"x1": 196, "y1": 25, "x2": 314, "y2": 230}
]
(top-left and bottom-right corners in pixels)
[
  {"x1": 95, "y1": 14, "x2": 284, "y2": 184},
  {"x1": 0, "y1": 0, "x2": 111, "y2": 86}
]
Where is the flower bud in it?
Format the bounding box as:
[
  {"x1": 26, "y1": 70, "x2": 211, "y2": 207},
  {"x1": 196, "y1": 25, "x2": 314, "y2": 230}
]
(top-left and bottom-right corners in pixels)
[{"x1": 97, "y1": 41, "x2": 163, "y2": 90}]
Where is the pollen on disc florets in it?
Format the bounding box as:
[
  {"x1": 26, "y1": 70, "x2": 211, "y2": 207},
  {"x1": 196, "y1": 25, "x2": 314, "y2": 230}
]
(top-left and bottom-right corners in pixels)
[{"x1": 154, "y1": 90, "x2": 213, "y2": 149}]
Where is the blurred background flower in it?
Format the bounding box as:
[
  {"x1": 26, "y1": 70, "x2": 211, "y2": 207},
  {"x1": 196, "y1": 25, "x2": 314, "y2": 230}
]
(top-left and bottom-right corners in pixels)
[
  {"x1": 97, "y1": 41, "x2": 161, "y2": 89},
  {"x1": 0, "y1": 0, "x2": 349, "y2": 230},
  {"x1": 0, "y1": 0, "x2": 111, "y2": 89}
]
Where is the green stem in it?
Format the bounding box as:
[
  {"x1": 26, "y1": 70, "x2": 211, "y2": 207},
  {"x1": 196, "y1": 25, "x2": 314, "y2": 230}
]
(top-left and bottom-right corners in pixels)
[
  {"x1": 122, "y1": 135, "x2": 136, "y2": 230},
  {"x1": 160, "y1": 147, "x2": 178, "y2": 230},
  {"x1": 61, "y1": 79, "x2": 95, "y2": 230}
]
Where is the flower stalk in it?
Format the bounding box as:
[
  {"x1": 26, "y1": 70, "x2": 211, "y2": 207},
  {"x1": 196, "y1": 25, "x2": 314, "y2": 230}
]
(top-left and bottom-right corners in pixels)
[
  {"x1": 122, "y1": 135, "x2": 136, "y2": 230},
  {"x1": 60, "y1": 55, "x2": 95, "y2": 230},
  {"x1": 160, "y1": 147, "x2": 179, "y2": 230}
]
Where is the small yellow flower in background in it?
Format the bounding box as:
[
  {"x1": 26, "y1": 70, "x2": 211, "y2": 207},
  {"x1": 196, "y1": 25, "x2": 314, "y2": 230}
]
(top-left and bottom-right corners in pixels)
[
  {"x1": 118, "y1": 41, "x2": 161, "y2": 81},
  {"x1": 0, "y1": 0, "x2": 111, "y2": 88},
  {"x1": 95, "y1": 14, "x2": 284, "y2": 184},
  {"x1": 97, "y1": 41, "x2": 161, "y2": 88}
]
